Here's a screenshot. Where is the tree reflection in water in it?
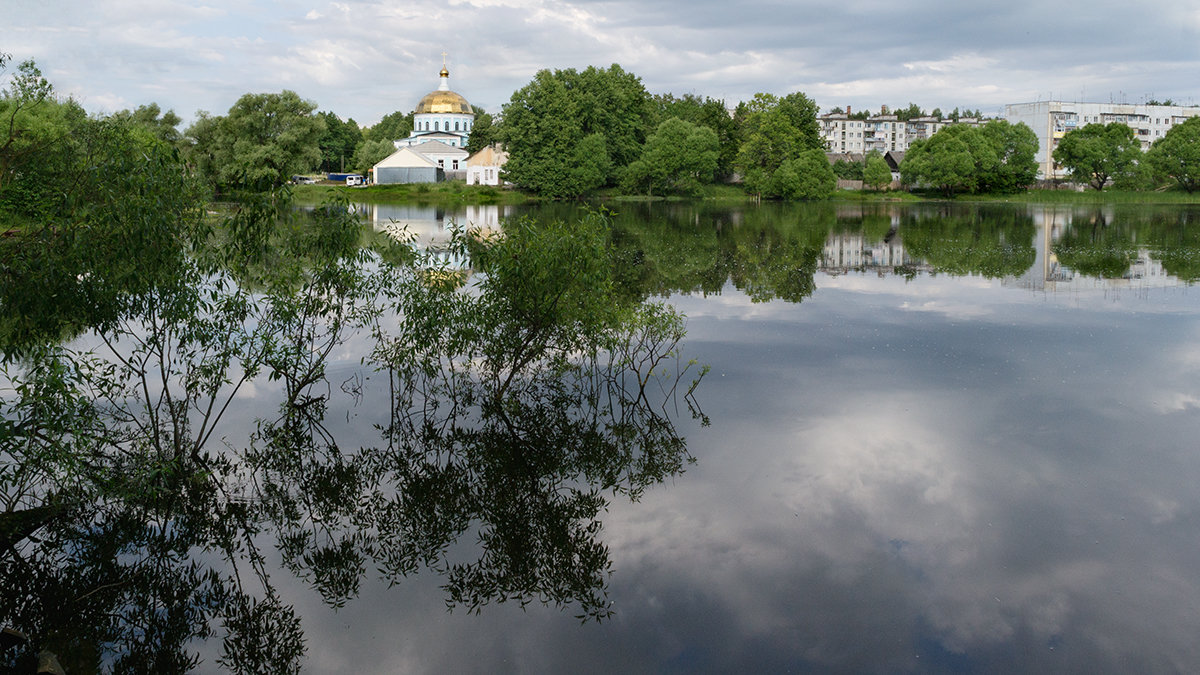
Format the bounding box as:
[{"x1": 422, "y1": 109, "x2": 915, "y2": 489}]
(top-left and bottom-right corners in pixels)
[{"x1": 1, "y1": 199, "x2": 706, "y2": 671}]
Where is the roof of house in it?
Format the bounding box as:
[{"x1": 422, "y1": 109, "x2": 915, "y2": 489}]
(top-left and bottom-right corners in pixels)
[
  {"x1": 409, "y1": 140, "x2": 468, "y2": 158},
  {"x1": 373, "y1": 147, "x2": 438, "y2": 170},
  {"x1": 467, "y1": 144, "x2": 509, "y2": 167}
]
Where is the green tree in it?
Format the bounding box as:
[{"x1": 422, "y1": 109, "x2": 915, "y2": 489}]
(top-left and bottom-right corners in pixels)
[
  {"x1": 734, "y1": 92, "x2": 822, "y2": 197},
  {"x1": 316, "y1": 110, "x2": 362, "y2": 173},
  {"x1": 831, "y1": 157, "x2": 864, "y2": 181},
  {"x1": 766, "y1": 149, "x2": 835, "y2": 200},
  {"x1": 186, "y1": 90, "x2": 325, "y2": 190},
  {"x1": 111, "y1": 102, "x2": 183, "y2": 146},
  {"x1": 500, "y1": 64, "x2": 652, "y2": 198},
  {"x1": 894, "y1": 103, "x2": 925, "y2": 122},
  {"x1": 1147, "y1": 116, "x2": 1200, "y2": 192},
  {"x1": 898, "y1": 120, "x2": 1034, "y2": 196},
  {"x1": 650, "y1": 93, "x2": 740, "y2": 178},
  {"x1": 622, "y1": 117, "x2": 719, "y2": 197},
  {"x1": 978, "y1": 119, "x2": 1038, "y2": 192},
  {"x1": 901, "y1": 125, "x2": 997, "y2": 196},
  {"x1": 351, "y1": 138, "x2": 397, "y2": 176},
  {"x1": 863, "y1": 152, "x2": 892, "y2": 191},
  {"x1": 180, "y1": 110, "x2": 221, "y2": 188},
  {"x1": 363, "y1": 109, "x2": 413, "y2": 143},
  {"x1": 1052, "y1": 122, "x2": 1142, "y2": 191},
  {"x1": 465, "y1": 105, "x2": 495, "y2": 154},
  {"x1": 0, "y1": 58, "x2": 85, "y2": 197}
]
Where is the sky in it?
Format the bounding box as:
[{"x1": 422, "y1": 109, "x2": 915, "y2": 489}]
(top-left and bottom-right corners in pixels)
[{"x1": 3, "y1": 0, "x2": 1200, "y2": 128}]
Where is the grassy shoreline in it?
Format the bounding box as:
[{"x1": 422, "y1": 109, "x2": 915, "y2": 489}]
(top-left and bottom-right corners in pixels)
[
  {"x1": 292, "y1": 181, "x2": 1200, "y2": 208},
  {"x1": 291, "y1": 182, "x2": 536, "y2": 206}
]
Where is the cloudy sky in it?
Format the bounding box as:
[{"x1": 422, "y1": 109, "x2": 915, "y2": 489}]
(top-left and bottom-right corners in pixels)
[{"x1": 3, "y1": 0, "x2": 1199, "y2": 127}]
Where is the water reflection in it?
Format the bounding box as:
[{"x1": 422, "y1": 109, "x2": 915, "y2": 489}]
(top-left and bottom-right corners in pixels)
[
  {"x1": 361, "y1": 203, "x2": 508, "y2": 245},
  {"x1": 8, "y1": 198, "x2": 1200, "y2": 671},
  {"x1": 1, "y1": 201, "x2": 704, "y2": 670},
  {"x1": 592, "y1": 202, "x2": 1200, "y2": 302}
]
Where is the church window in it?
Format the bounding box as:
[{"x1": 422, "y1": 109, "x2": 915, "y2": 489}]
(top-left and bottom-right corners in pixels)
[
  {"x1": 434, "y1": 121, "x2": 439, "y2": 131},
  {"x1": 454, "y1": 121, "x2": 459, "y2": 131}
]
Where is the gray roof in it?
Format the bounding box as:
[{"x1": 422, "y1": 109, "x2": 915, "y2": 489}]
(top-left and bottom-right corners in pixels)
[{"x1": 410, "y1": 140, "x2": 468, "y2": 156}]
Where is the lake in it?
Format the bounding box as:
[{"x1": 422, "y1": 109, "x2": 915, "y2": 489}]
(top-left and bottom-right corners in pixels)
[{"x1": 5, "y1": 200, "x2": 1200, "y2": 673}]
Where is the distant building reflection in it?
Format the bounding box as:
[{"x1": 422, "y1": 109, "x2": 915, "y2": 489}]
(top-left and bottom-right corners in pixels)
[
  {"x1": 818, "y1": 205, "x2": 1188, "y2": 291},
  {"x1": 359, "y1": 203, "x2": 508, "y2": 246},
  {"x1": 1009, "y1": 206, "x2": 1181, "y2": 292}
]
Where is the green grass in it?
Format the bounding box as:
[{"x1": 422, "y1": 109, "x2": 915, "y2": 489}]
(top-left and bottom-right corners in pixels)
[
  {"x1": 292, "y1": 181, "x2": 536, "y2": 206},
  {"x1": 295, "y1": 181, "x2": 1200, "y2": 207},
  {"x1": 597, "y1": 183, "x2": 756, "y2": 203},
  {"x1": 951, "y1": 188, "x2": 1200, "y2": 205},
  {"x1": 830, "y1": 189, "x2": 925, "y2": 203}
]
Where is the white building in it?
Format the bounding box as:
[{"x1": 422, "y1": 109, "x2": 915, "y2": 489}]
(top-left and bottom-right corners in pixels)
[
  {"x1": 409, "y1": 140, "x2": 468, "y2": 173},
  {"x1": 1004, "y1": 101, "x2": 1200, "y2": 179},
  {"x1": 820, "y1": 108, "x2": 975, "y2": 155},
  {"x1": 466, "y1": 145, "x2": 508, "y2": 186},
  {"x1": 394, "y1": 61, "x2": 475, "y2": 150},
  {"x1": 370, "y1": 147, "x2": 442, "y2": 184},
  {"x1": 820, "y1": 112, "x2": 867, "y2": 153}
]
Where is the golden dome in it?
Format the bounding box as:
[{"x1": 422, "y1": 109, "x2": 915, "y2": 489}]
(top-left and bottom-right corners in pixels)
[{"x1": 415, "y1": 89, "x2": 472, "y2": 114}]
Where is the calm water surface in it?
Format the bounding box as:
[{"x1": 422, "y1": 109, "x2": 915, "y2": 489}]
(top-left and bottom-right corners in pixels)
[
  {"x1": 293, "y1": 201, "x2": 1200, "y2": 673},
  {"x1": 9, "y1": 200, "x2": 1200, "y2": 673}
]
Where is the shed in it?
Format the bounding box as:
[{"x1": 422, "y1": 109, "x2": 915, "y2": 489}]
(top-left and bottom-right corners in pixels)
[{"x1": 371, "y1": 147, "x2": 444, "y2": 185}]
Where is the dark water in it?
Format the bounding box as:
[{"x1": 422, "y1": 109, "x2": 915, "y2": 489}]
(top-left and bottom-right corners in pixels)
[{"x1": 6, "y1": 200, "x2": 1200, "y2": 673}]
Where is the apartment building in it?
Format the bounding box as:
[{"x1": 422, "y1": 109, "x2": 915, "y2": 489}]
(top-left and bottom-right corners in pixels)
[
  {"x1": 1004, "y1": 101, "x2": 1200, "y2": 179},
  {"x1": 820, "y1": 108, "x2": 978, "y2": 154}
]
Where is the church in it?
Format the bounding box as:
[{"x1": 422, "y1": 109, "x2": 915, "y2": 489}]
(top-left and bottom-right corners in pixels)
[
  {"x1": 371, "y1": 58, "x2": 506, "y2": 186},
  {"x1": 393, "y1": 59, "x2": 474, "y2": 150}
]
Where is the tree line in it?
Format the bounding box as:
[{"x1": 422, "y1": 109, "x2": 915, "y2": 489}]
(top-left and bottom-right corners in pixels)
[
  {"x1": 5, "y1": 53, "x2": 1200, "y2": 203},
  {"x1": 0, "y1": 55, "x2": 833, "y2": 200}
]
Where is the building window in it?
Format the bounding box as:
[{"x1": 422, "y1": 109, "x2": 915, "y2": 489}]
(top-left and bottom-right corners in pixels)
[
  {"x1": 452, "y1": 160, "x2": 459, "y2": 170},
  {"x1": 454, "y1": 121, "x2": 459, "y2": 131}
]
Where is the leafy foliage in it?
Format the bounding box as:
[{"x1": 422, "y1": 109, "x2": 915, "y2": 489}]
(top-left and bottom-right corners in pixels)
[
  {"x1": 362, "y1": 109, "x2": 414, "y2": 144},
  {"x1": 734, "y1": 92, "x2": 823, "y2": 197},
  {"x1": 499, "y1": 65, "x2": 653, "y2": 198},
  {"x1": 767, "y1": 149, "x2": 836, "y2": 200},
  {"x1": 315, "y1": 110, "x2": 362, "y2": 174},
  {"x1": 901, "y1": 120, "x2": 1037, "y2": 195},
  {"x1": 351, "y1": 138, "x2": 397, "y2": 175},
  {"x1": 465, "y1": 105, "x2": 496, "y2": 155},
  {"x1": 110, "y1": 102, "x2": 183, "y2": 146},
  {"x1": 1147, "y1": 116, "x2": 1200, "y2": 192},
  {"x1": 622, "y1": 117, "x2": 719, "y2": 196},
  {"x1": 184, "y1": 90, "x2": 325, "y2": 191},
  {"x1": 863, "y1": 152, "x2": 892, "y2": 191},
  {"x1": 1052, "y1": 122, "x2": 1143, "y2": 191},
  {"x1": 650, "y1": 93, "x2": 741, "y2": 178}
]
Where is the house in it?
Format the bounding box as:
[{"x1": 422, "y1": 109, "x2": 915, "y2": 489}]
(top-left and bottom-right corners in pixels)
[{"x1": 466, "y1": 145, "x2": 508, "y2": 186}]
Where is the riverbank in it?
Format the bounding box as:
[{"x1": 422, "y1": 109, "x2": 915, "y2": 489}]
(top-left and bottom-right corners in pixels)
[
  {"x1": 291, "y1": 181, "x2": 1200, "y2": 209},
  {"x1": 291, "y1": 182, "x2": 536, "y2": 206},
  {"x1": 955, "y1": 188, "x2": 1200, "y2": 205}
]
